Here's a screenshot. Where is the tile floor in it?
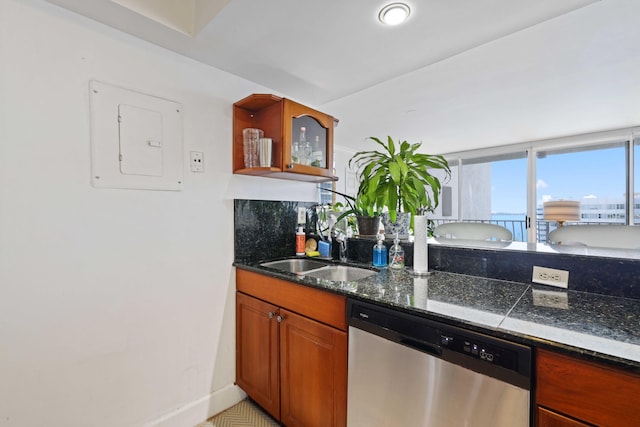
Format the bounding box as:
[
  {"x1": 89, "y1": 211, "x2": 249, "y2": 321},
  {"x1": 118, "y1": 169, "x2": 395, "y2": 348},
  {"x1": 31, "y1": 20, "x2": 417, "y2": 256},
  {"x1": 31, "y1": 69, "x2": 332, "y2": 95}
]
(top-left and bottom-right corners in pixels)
[{"x1": 196, "y1": 399, "x2": 280, "y2": 427}]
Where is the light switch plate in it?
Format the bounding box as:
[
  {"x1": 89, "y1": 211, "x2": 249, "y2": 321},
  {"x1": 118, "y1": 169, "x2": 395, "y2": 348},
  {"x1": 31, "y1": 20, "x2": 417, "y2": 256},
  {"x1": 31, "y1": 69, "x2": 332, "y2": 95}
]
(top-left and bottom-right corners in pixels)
[{"x1": 297, "y1": 207, "x2": 306, "y2": 224}]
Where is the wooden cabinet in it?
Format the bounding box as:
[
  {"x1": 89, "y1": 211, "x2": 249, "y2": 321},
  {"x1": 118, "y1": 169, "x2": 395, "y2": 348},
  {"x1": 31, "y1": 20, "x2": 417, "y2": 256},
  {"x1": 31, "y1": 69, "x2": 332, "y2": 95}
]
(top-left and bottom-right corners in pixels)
[
  {"x1": 536, "y1": 348, "x2": 640, "y2": 427},
  {"x1": 279, "y1": 308, "x2": 347, "y2": 427},
  {"x1": 236, "y1": 269, "x2": 347, "y2": 427},
  {"x1": 233, "y1": 94, "x2": 338, "y2": 182},
  {"x1": 235, "y1": 293, "x2": 280, "y2": 417}
]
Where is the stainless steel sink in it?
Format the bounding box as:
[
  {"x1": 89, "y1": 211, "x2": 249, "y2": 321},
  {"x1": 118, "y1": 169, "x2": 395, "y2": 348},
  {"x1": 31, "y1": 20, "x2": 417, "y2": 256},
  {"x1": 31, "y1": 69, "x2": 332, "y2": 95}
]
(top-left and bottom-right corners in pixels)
[
  {"x1": 303, "y1": 265, "x2": 377, "y2": 282},
  {"x1": 260, "y1": 259, "x2": 377, "y2": 283},
  {"x1": 260, "y1": 258, "x2": 329, "y2": 273}
]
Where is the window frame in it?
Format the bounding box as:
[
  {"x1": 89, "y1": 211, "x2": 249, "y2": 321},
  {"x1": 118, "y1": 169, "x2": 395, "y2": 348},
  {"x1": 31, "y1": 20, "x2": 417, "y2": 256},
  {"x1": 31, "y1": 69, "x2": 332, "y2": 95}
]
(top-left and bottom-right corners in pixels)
[{"x1": 442, "y1": 126, "x2": 640, "y2": 242}]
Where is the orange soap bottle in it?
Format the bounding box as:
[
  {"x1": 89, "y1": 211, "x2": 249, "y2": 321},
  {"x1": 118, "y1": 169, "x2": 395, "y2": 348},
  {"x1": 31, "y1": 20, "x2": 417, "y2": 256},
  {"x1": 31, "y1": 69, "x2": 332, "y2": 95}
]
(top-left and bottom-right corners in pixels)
[{"x1": 296, "y1": 226, "x2": 306, "y2": 256}]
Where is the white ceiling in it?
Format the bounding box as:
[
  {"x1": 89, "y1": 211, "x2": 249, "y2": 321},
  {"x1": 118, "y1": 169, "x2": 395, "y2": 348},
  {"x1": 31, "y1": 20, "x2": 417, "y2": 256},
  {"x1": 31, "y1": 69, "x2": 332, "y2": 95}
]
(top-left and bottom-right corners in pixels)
[{"x1": 45, "y1": 0, "x2": 599, "y2": 107}]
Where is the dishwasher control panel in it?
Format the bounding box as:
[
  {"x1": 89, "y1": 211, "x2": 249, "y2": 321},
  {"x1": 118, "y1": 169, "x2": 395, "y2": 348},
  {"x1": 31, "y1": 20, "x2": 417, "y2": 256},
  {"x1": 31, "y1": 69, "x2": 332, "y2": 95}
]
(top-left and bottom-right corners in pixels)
[{"x1": 439, "y1": 332, "x2": 519, "y2": 371}]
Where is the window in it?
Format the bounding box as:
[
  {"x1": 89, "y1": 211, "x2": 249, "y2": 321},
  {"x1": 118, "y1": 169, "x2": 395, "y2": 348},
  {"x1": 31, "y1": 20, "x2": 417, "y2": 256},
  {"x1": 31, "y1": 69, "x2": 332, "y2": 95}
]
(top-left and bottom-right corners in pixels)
[
  {"x1": 634, "y1": 136, "x2": 640, "y2": 223},
  {"x1": 431, "y1": 164, "x2": 458, "y2": 219},
  {"x1": 439, "y1": 127, "x2": 640, "y2": 242},
  {"x1": 317, "y1": 181, "x2": 335, "y2": 205},
  {"x1": 536, "y1": 141, "x2": 627, "y2": 241},
  {"x1": 434, "y1": 153, "x2": 528, "y2": 241}
]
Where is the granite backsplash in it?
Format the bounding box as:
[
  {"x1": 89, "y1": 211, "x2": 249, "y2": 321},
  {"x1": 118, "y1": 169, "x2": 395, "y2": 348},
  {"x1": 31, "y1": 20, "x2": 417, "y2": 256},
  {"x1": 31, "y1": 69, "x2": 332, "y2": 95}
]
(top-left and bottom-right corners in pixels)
[{"x1": 234, "y1": 199, "x2": 640, "y2": 300}]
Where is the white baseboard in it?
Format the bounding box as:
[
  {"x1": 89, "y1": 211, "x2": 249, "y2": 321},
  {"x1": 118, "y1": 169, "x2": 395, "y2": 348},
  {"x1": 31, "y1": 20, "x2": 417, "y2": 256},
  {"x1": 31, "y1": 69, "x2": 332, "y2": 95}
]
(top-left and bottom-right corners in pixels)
[{"x1": 142, "y1": 384, "x2": 246, "y2": 427}]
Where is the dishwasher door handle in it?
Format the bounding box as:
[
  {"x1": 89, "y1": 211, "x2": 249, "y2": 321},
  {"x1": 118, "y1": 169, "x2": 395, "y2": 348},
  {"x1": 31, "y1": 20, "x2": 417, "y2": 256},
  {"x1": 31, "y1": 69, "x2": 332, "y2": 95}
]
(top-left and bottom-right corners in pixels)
[{"x1": 399, "y1": 336, "x2": 442, "y2": 356}]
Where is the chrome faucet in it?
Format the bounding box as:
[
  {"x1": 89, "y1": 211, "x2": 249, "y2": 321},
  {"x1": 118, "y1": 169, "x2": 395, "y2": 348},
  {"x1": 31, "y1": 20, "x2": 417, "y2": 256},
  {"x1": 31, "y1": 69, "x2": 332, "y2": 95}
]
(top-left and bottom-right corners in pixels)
[{"x1": 334, "y1": 231, "x2": 348, "y2": 262}]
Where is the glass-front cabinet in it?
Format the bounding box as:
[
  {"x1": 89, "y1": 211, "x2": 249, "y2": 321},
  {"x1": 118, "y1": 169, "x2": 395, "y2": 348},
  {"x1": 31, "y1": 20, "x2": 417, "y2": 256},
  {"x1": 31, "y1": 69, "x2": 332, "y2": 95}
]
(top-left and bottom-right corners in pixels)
[{"x1": 233, "y1": 94, "x2": 337, "y2": 182}]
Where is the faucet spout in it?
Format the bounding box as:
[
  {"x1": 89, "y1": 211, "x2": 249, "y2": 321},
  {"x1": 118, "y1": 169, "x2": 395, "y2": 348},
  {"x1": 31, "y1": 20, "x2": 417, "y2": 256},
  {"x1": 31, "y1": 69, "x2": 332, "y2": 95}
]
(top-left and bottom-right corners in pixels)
[{"x1": 334, "y1": 231, "x2": 348, "y2": 262}]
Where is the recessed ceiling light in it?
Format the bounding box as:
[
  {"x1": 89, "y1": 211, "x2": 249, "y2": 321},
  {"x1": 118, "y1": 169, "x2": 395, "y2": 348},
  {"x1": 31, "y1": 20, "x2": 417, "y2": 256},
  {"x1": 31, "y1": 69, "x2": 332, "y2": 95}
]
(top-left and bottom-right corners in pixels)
[{"x1": 378, "y1": 2, "x2": 411, "y2": 26}]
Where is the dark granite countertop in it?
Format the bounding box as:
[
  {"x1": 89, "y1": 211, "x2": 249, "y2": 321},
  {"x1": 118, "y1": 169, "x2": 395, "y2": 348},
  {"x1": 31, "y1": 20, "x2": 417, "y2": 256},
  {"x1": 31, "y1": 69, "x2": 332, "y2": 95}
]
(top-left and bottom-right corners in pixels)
[{"x1": 235, "y1": 258, "x2": 640, "y2": 372}]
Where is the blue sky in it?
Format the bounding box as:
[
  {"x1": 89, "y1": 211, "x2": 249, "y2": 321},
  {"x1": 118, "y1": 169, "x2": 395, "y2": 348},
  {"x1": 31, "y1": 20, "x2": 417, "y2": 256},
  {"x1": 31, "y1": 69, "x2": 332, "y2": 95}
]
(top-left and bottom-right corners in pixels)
[{"x1": 490, "y1": 145, "x2": 629, "y2": 213}]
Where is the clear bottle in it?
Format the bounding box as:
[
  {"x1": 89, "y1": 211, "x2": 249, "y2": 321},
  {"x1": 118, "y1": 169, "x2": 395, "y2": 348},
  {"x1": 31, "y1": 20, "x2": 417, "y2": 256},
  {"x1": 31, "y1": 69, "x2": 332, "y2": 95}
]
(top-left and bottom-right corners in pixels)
[
  {"x1": 388, "y1": 234, "x2": 405, "y2": 269},
  {"x1": 298, "y1": 127, "x2": 311, "y2": 165},
  {"x1": 292, "y1": 140, "x2": 300, "y2": 164},
  {"x1": 311, "y1": 135, "x2": 324, "y2": 167},
  {"x1": 372, "y1": 234, "x2": 387, "y2": 267}
]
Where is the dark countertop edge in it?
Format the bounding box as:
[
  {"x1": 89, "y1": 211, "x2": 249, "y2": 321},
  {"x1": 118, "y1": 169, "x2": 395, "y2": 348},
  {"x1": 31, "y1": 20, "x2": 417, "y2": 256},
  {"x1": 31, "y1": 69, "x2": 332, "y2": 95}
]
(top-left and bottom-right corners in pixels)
[{"x1": 233, "y1": 261, "x2": 640, "y2": 374}]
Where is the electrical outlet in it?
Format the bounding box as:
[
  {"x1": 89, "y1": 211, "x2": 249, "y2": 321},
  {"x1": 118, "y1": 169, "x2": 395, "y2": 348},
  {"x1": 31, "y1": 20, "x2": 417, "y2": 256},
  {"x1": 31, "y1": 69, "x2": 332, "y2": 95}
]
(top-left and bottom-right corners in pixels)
[
  {"x1": 190, "y1": 151, "x2": 204, "y2": 172},
  {"x1": 297, "y1": 207, "x2": 307, "y2": 224},
  {"x1": 532, "y1": 266, "x2": 569, "y2": 288},
  {"x1": 532, "y1": 289, "x2": 569, "y2": 309}
]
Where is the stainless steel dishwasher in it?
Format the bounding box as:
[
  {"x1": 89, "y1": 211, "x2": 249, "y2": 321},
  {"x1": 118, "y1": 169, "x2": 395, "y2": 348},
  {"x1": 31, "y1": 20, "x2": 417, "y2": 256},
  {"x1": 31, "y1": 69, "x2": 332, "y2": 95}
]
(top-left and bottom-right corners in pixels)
[{"x1": 347, "y1": 299, "x2": 532, "y2": 427}]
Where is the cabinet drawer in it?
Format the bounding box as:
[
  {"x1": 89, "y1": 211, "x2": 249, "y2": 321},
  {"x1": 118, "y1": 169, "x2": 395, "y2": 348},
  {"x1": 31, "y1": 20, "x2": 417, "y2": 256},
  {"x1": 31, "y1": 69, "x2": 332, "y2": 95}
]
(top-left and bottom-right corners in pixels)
[
  {"x1": 236, "y1": 269, "x2": 347, "y2": 331},
  {"x1": 537, "y1": 407, "x2": 590, "y2": 427},
  {"x1": 536, "y1": 349, "x2": 640, "y2": 427}
]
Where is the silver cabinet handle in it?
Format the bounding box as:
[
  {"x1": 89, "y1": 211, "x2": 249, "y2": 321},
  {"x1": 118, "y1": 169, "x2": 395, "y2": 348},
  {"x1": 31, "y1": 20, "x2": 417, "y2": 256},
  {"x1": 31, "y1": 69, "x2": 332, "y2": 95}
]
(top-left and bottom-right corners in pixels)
[
  {"x1": 268, "y1": 311, "x2": 275, "y2": 319},
  {"x1": 276, "y1": 315, "x2": 284, "y2": 323}
]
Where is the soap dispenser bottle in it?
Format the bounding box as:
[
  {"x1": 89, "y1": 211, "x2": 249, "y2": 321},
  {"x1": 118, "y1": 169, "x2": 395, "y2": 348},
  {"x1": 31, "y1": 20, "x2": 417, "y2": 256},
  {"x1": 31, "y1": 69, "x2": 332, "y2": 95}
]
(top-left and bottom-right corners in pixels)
[
  {"x1": 296, "y1": 226, "x2": 306, "y2": 256},
  {"x1": 389, "y1": 234, "x2": 405, "y2": 269},
  {"x1": 372, "y1": 234, "x2": 387, "y2": 267}
]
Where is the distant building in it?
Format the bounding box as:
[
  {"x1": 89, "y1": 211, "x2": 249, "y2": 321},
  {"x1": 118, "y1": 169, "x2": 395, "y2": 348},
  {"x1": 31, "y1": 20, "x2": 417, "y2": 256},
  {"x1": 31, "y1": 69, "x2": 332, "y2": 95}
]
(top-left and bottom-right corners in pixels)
[
  {"x1": 536, "y1": 194, "x2": 640, "y2": 242},
  {"x1": 579, "y1": 194, "x2": 640, "y2": 223}
]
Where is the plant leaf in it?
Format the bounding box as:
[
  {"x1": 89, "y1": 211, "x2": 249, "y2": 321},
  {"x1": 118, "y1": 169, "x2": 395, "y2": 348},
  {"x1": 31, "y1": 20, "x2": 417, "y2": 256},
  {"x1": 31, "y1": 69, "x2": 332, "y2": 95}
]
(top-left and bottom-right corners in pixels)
[
  {"x1": 388, "y1": 161, "x2": 401, "y2": 185},
  {"x1": 387, "y1": 136, "x2": 395, "y2": 156}
]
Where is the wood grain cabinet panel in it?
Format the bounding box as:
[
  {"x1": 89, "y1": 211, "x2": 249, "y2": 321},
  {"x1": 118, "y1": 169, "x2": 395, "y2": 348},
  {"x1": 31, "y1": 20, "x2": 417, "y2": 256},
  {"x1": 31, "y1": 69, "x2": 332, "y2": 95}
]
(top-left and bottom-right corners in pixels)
[
  {"x1": 536, "y1": 349, "x2": 640, "y2": 427},
  {"x1": 280, "y1": 309, "x2": 347, "y2": 427},
  {"x1": 236, "y1": 269, "x2": 347, "y2": 330},
  {"x1": 235, "y1": 292, "x2": 280, "y2": 419},
  {"x1": 537, "y1": 407, "x2": 590, "y2": 427},
  {"x1": 236, "y1": 270, "x2": 347, "y2": 427}
]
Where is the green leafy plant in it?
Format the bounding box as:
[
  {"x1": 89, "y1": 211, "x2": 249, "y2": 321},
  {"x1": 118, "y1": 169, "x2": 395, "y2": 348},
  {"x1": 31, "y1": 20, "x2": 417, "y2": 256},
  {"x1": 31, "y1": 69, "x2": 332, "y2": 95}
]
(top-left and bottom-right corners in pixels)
[
  {"x1": 326, "y1": 189, "x2": 380, "y2": 222},
  {"x1": 315, "y1": 189, "x2": 380, "y2": 237},
  {"x1": 349, "y1": 136, "x2": 451, "y2": 223}
]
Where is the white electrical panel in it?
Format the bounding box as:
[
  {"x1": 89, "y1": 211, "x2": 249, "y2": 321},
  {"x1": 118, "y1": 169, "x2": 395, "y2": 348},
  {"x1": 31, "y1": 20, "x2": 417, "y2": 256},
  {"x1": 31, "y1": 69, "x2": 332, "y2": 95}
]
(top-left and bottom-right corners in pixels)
[
  {"x1": 118, "y1": 104, "x2": 163, "y2": 177},
  {"x1": 89, "y1": 81, "x2": 183, "y2": 191}
]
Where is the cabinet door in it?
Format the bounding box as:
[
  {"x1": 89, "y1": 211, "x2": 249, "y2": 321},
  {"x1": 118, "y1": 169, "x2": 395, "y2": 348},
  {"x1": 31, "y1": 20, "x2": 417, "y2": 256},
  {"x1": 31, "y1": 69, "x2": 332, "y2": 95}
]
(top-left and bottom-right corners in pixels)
[
  {"x1": 283, "y1": 99, "x2": 335, "y2": 179},
  {"x1": 279, "y1": 309, "x2": 347, "y2": 427},
  {"x1": 236, "y1": 292, "x2": 280, "y2": 419},
  {"x1": 537, "y1": 349, "x2": 640, "y2": 427},
  {"x1": 537, "y1": 407, "x2": 590, "y2": 427}
]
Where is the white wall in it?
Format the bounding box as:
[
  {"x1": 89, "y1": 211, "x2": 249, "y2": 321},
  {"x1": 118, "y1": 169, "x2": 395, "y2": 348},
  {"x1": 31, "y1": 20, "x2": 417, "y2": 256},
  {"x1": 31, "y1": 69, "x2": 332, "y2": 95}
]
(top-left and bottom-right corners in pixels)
[
  {"x1": 0, "y1": 1, "x2": 316, "y2": 426},
  {"x1": 326, "y1": 0, "x2": 640, "y2": 156}
]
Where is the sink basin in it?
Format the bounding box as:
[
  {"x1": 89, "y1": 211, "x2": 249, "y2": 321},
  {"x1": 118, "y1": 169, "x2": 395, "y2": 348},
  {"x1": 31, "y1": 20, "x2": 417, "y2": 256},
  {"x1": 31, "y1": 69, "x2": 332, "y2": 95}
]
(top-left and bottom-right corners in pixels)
[
  {"x1": 260, "y1": 259, "x2": 377, "y2": 283},
  {"x1": 261, "y1": 258, "x2": 329, "y2": 273},
  {"x1": 303, "y1": 265, "x2": 377, "y2": 282}
]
